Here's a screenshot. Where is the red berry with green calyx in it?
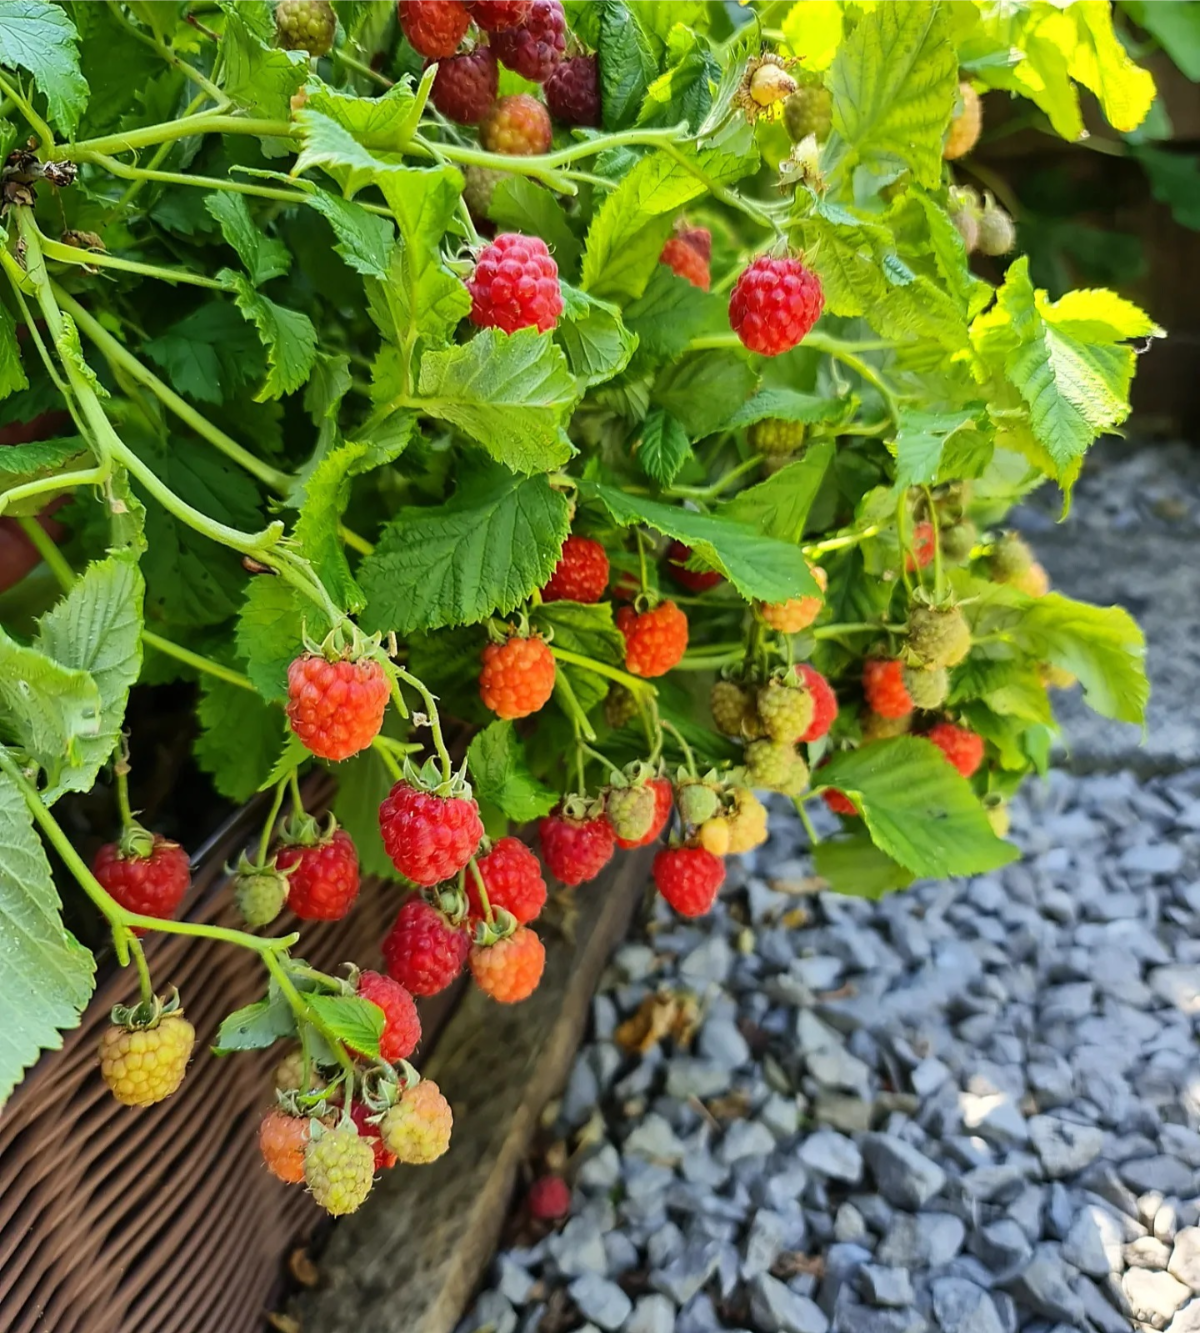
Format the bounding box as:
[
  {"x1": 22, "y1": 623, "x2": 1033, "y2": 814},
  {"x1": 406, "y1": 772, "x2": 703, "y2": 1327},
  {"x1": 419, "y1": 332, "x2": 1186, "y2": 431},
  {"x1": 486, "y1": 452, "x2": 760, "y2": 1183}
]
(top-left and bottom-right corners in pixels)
[
  {"x1": 467, "y1": 231, "x2": 562, "y2": 333},
  {"x1": 616, "y1": 600, "x2": 689, "y2": 678},
  {"x1": 399, "y1": 0, "x2": 470, "y2": 58},
  {"x1": 538, "y1": 803, "x2": 615, "y2": 886},
  {"x1": 276, "y1": 0, "x2": 336, "y2": 55},
  {"x1": 729, "y1": 256, "x2": 823, "y2": 356},
  {"x1": 926, "y1": 720, "x2": 985, "y2": 778},
  {"x1": 275, "y1": 824, "x2": 360, "y2": 921},
  {"x1": 382, "y1": 897, "x2": 470, "y2": 995},
  {"x1": 489, "y1": 0, "x2": 565, "y2": 81},
  {"x1": 429, "y1": 46, "x2": 497, "y2": 124},
  {"x1": 467, "y1": 836, "x2": 547, "y2": 924},
  {"x1": 542, "y1": 534, "x2": 609, "y2": 603},
  {"x1": 653, "y1": 845, "x2": 725, "y2": 917},
  {"x1": 92, "y1": 833, "x2": 191, "y2": 924},
  {"x1": 379, "y1": 780, "x2": 483, "y2": 885},
  {"x1": 666, "y1": 542, "x2": 721, "y2": 592},
  {"x1": 480, "y1": 93, "x2": 552, "y2": 154},
  {"x1": 545, "y1": 54, "x2": 600, "y2": 126},
  {"x1": 350, "y1": 1101, "x2": 397, "y2": 1171},
  {"x1": 355, "y1": 969, "x2": 422, "y2": 1062},
  {"x1": 480, "y1": 631, "x2": 555, "y2": 720},
  {"x1": 286, "y1": 653, "x2": 390, "y2": 762},
  {"x1": 468, "y1": 0, "x2": 531, "y2": 31}
]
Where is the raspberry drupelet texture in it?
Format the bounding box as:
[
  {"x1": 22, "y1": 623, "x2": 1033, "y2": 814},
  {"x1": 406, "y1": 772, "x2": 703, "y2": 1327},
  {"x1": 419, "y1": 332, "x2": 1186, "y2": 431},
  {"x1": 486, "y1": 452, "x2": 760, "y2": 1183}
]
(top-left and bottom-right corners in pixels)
[
  {"x1": 382, "y1": 897, "x2": 470, "y2": 995},
  {"x1": 613, "y1": 777, "x2": 673, "y2": 851},
  {"x1": 796, "y1": 663, "x2": 838, "y2": 742},
  {"x1": 659, "y1": 236, "x2": 711, "y2": 291},
  {"x1": 98, "y1": 1011, "x2": 195, "y2": 1107},
  {"x1": 429, "y1": 46, "x2": 498, "y2": 124},
  {"x1": 380, "y1": 1079, "x2": 453, "y2": 1163},
  {"x1": 758, "y1": 564, "x2": 827, "y2": 633},
  {"x1": 545, "y1": 54, "x2": 600, "y2": 126},
  {"x1": 92, "y1": 835, "x2": 191, "y2": 922},
  {"x1": 666, "y1": 541, "x2": 721, "y2": 591},
  {"x1": 286, "y1": 654, "x2": 390, "y2": 761},
  {"x1": 653, "y1": 846, "x2": 725, "y2": 917},
  {"x1": 757, "y1": 677, "x2": 815, "y2": 743},
  {"x1": 276, "y1": 0, "x2": 336, "y2": 55},
  {"x1": 729, "y1": 256, "x2": 824, "y2": 356},
  {"x1": 541, "y1": 534, "x2": 609, "y2": 603},
  {"x1": 489, "y1": 0, "x2": 566, "y2": 81},
  {"x1": 863, "y1": 658, "x2": 914, "y2": 719},
  {"x1": 275, "y1": 827, "x2": 360, "y2": 920},
  {"x1": 744, "y1": 739, "x2": 809, "y2": 796},
  {"x1": 304, "y1": 1123, "x2": 375, "y2": 1215},
  {"x1": 926, "y1": 721, "x2": 986, "y2": 778},
  {"x1": 480, "y1": 92, "x2": 552, "y2": 154},
  {"x1": 470, "y1": 926, "x2": 546, "y2": 1002},
  {"x1": 467, "y1": 232, "x2": 563, "y2": 333},
  {"x1": 467, "y1": 836, "x2": 547, "y2": 923},
  {"x1": 378, "y1": 782, "x2": 483, "y2": 885},
  {"x1": 468, "y1": 0, "x2": 532, "y2": 31},
  {"x1": 616, "y1": 601, "x2": 689, "y2": 677},
  {"x1": 258, "y1": 1108, "x2": 314, "y2": 1184},
  {"x1": 538, "y1": 807, "x2": 615, "y2": 885},
  {"x1": 905, "y1": 520, "x2": 936, "y2": 571},
  {"x1": 479, "y1": 633, "x2": 556, "y2": 719},
  {"x1": 784, "y1": 84, "x2": 833, "y2": 141},
  {"x1": 399, "y1": 0, "x2": 470, "y2": 58},
  {"x1": 350, "y1": 1101, "x2": 397, "y2": 1171},
  {"x1": 355, "y1": 970, "x2": 422, "y2": 1062},
  {"x1": 748, "y1": 417, "x2": 805, "y2": 456},
  {"x1": 944, "y1": 82, "x2": 982, "y2": 160}
]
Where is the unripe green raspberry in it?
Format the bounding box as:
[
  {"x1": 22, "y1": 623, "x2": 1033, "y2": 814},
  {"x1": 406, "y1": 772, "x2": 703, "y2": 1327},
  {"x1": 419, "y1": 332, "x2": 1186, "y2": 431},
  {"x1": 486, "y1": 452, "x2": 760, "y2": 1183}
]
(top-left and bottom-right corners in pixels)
[
  {"x1": 747, "y1": 417, "x2": 805, "y2": 457},
  {"x1": 756, "y1": 678, "x2": 815, "y2": 743},
  {"x1": 605, "y1": 684, "x2": 638, "y2": 729},
  {"x1": 304, "y1": 1123, "x2": 375, "y2": 1215},
  {"x1": 234, "y1": 864, "x2": 289, "y2": 927},
  {"x1": 861, "y1": 709, "x2": 912, "y2": 742},
  {"x1": 276, "y1": 0, "x2": 336, "y2": 55},
  {"x1": 784, "y1": 85, "x2": 832, "y2": 142},
  {"x1": 711, "y1": 680, "x2": 758, "y2": 738},
  {"x1": 380, "y1": 1079, "x2": 453, "y2": 1164},
  {"x1": 991, "y1": 532, "x2": 1034, "y2": 582},
  {"x1": 902, "y1": 665, "x2": 950, "y2": 711},
  {"x1": 676, "y1": 779, "x2": 721, "y2": 827},
  {"x1": 744, "y1": 740, "x2": 809, "y2": 796},
  {"x1": 978, "y1": 199, "x2": 1016, "y2": 256},
  {"x1": 906, "y1": 605, "x2": 972, "y2": 669},
  {"x1": 939, "y1": 519, "x2": 977, "y2": 563},
  {"x1": 605, "y1": 784, "x2": 656, "y2": 843},
  {"x1": 462, "y1": 165, "x2": 507, "y2": 220}
]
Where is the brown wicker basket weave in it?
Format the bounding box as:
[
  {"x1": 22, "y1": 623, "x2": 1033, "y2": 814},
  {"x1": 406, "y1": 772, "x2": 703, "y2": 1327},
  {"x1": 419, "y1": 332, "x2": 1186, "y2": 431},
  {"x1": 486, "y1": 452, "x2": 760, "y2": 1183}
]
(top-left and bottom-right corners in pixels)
[{"x1": 0, "y1": 787, "x2": 452, "y2": 1333}]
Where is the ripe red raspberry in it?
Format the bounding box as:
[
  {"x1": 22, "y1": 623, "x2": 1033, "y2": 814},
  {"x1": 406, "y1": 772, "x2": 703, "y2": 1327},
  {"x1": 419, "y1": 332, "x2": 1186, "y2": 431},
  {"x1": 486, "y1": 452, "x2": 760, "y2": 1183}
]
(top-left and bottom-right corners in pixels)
[
  {"x1": 905, "y1": 520, "x2": 936, "y2": 572},
  {"x1": 378, "y1": 781, "x2": 483, "y2": 886},
  {"x1": 470, "y1": 925, "x2": 545, "y2": 1002},
  {"x1": 467, "y1": 231, "x2": 562, "y2": 334},
  {"x1": 729, "y1": 256, "x2": 824, "y2": 356},
  {"x1": 382, "y1": 897, "x2": 470, "y2": 995},
  {"x1": 429, "y1": 46, "x2": 497, "y2": 124},
  {"x1": 468, "y1": 836, "x2": 547, "y2": 923},
  {"x1": 399, "y1": 0, "x2": 470, "y2": 58},
  {"x1": 92, "y1": 834, "x2": 190, "y2": 924},
  {"x1": 275, "y1": 826, "x2": 360, "y2": 920},
  {"x1": 612, "y1": 776, "x2": 673, "y2": 851},
  {"x1": 926, "y1": 721, "x2": 985, "y2": 778},
  {"x1": 468, "y1": 0, "x2": 531, "y2": 30},
  {"x1": 350, "y1": 1101, "x2": 397, "y2": 1171},
  {"x1": 822, "y1": 787, "x2": 858, "y2": 816},
  {"x1": 677, "y1": 227, "x2": 712, "y2": 260},
  {"x1": 489, "y1": 0, "x2": 565, "y2": 81},
  {"x1": 545, "y1": 54, "x2": 600, "y2": 126},
  {"x1": 616, "y1": 601, "x2": 689, "y2": 678},
  {"x1": 862, "y1": 658, "x2": 913, "y2": 720},
  {"x1": 796, "y1": 664, "x2": 838, "y2": 742},
  {"x1": 380, "y1": 1078, "x2": 453, "y2": 1163},
  {"x1": 286, "y1": 653, "x2": 390, "y2": 762},
  {"x1": 259, "y1": 1108, "x2": 315, "y2": 1184},
  {"x1": 480, "y1": 92, "x2": 552, "y2": 154},
  {"x1": 653, "y1": 845, "x2": 725, "y2": 918},
  {"x1": 666, "y1": 541, "x2": 721, "y2": 591},
  {"x1": 659, "y1": 236, "x2": 711, "y2": 291},
  {"x1": 479, "y1": 632, "x2": 555, "y2": 720},
  {"x1": 356, "y1": 970, "x2": 422, "y2": 1062},
  {"x1": 538, "y1": 806, "x2": 615, "y2": 885},
  {"x1": 528, "y1": 1174, "x2": 571, "y2": 1220},
  {"x1": 542, "y1": 534, "x2": 609, "y2": 603}
]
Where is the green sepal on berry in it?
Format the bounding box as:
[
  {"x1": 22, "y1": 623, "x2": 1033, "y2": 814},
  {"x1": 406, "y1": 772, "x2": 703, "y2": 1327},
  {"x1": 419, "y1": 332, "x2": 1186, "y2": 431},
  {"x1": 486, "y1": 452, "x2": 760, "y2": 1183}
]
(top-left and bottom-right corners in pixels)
[{"x1": 229, "y1": 850, "x2": 292, "y2": 927}]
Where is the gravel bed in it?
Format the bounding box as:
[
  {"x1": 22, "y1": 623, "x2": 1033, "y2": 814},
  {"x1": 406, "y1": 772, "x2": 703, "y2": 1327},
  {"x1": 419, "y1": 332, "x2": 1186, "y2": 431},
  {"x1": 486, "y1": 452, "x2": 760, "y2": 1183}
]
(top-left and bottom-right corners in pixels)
[{"x1": 457, "y1": 765, "x2": 1200, "y2": 1333}]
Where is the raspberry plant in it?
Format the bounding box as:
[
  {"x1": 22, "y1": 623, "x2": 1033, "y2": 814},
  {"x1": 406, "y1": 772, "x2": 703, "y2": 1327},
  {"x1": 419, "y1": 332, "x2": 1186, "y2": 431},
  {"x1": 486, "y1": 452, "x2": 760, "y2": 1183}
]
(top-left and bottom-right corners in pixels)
[{"x1": 0, "y1": 0, "x2": 1157, "y2": 1208}]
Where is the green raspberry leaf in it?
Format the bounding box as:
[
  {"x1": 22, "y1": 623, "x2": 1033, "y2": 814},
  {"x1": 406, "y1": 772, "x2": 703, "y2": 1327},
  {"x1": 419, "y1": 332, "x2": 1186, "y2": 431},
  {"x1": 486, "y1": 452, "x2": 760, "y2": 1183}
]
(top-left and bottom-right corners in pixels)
[
  {"x1": 623, "y1": 264, "x2": 724, "y2": 366},
  {"x1": 292, "y1": 440, "x2": 371, "y2": 614},
  {"x1": 582, "y1": 481, "x2": 820, "y2": 603},
  {"x1": 219, "y1": 6, "x2": 306, "y2": 131},
  {"x1": 0, "y1": 435, "x2": 88, "y2": 513},
  {"x1": 193, "y1": 676, "x2": 288, "y2": 804},
  {"x1": 226, "y1": 271, "x2": 318, "y2": 400},
  {"x1": 597, "y1": 0, "x2": 656, "y2": 130},
  {"x1": 725, "y1": 389, "x2": 856, "y2": 432},
  {"x1": 636, "y1": 407, "x2": 691, "y2": 487},
  {"x1": 651, "y1": 350, "x2": 757, "y2": 442},
  {"x1": 416, "y1": 329, "x2": 578, "y2": 474},
  {"x1": 0, "y1": 0, "x2": 89, "y2": 136},
  {"x1": 359, "y1": 464, "x2": 571, "y2": 634},
  {"x1": 0, "y1": 767, "x2": 96, "y2": 1107},
  {"x1": 0, "y1": 302, "x2": 28, "y2": 401},
  {"x1": 468, "y1": 721, "x2": 559, "y2": 824},
  {"x1": 891, "y1": 407, "x2": 982, "y2": 490},
  {"x1": 205, "y1": 193, "x2": 291, "y2": 287},
  {"x1": 236, "y1": 578, "x2": 331, "y2": 703},
  {"x1": 332, "y1": 743, "x2": 402, "y2": 883},
  {"x1": 813, "y1": 831, "x2": 916, "y2": 901},
  {"x1": 212, "y1": 993, "x2": 296, "y2": 1055},
  {"x1": 817, "y1": 736, "x2": 1019, "y2": 879},
  {"x1": 305, "y1": 994, "x2": 383, "y2": 1058},
  {"x1": 306, "y1": 189, "x2": 394, "y2": 278},
  {"x1": 723, "y1": 439, "x2": 835, "y2": 544},
  {"x1": 556, "y1": 284, "x2": 638, "y2": 388},
  {"x1": 488, "y1": 177, "x2": 582, "y2": 279},
  {"x1": 143, "y1": 302, "x2": 267, "y2": 404}
]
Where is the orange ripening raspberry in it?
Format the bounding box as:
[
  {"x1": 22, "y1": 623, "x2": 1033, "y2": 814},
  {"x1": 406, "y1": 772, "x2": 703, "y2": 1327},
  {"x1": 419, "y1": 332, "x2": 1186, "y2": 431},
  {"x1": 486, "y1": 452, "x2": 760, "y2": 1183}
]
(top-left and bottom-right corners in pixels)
[
  {"x1": 616, "y1": 601, "x2": 688, "y2": 677},
  {"x1": 659, "y1": 236, "x2": 710, "y2": 291},
  {"x1": 259, "y1": 1108, "x2": 314, "y2": 1185},
  {"x1": 862, "y1": 658, "x2": 913, "y2": 719},
  {"x1": 480, "y1": 633, "x2": 556, "y2": 719},
  {"x1": 926, "y1": 721, "x2": 986, "y2": 778},
  {"x1": 905, "y1": 520, "x2": 936, "y2": 572},
  {"x1": 759, "y1": 564, "x2": 827, "y2": 633},
  {"x1": 286, "y1": 654, "x2": 390, "y2": 762},
  {"x1": 469, "y1": 926, "x2": 546, "y2": 1003}
]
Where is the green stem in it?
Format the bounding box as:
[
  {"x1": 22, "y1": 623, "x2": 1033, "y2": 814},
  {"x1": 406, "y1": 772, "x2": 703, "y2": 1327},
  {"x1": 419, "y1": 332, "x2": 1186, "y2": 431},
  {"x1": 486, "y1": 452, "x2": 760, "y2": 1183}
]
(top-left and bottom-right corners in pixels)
[
  {"x1": 659, "y1": 718, "x2": 697, "y2": 777},
  {"x1": 670, "y1": 454, "x2": 763, "y2": 501},
  {"x1": 371, "y1": 736, "x2": 403, "y2": 781},
  {"x1": 579, "y1": 741, "x2": 621, "y2": 781},
  {"x1": 108, "y1": 92, "x2": 210, "y2": 221},
  {"x1": 262, "y1": 949, "x2": 357, "y2": 1081},
  {"x1": 0, "y1": 69, "x2": 55, "y2": 149},
  {"x1": 64, "y1": 114, "x2": 296, "y2": 160},
  {"x1": 141, "y1": 630, "x2": 258, "y2": 691},
  {"x1": 795, "y1": 798, "x2": 822, "y2": 847},
  {"x1": 392, "y1": 666, "x2": 453, "y2": 782},
  {"x1": 805, "y1": 333, "x2": 901, "y2": 424},
  {"x1": 674, "y1": 649, "x2": 745, "y2": 671},
  {"x1": 38, "y1": 231, "x2": 231, "y2": 290},
  {"x1": 635, "y1": 528, "x2": 649, "y2": 594},
  {"x1": 259, "y1": 779, "x2": 288, "y2": 865},
  {"x1": 0, "y1": 464, "x2": 109, "y2": 520},
  {"x1": 126, "y1": 934, "x2": 155, "y2": 1006},
  {"x1": 104, "y1": 0, "x2": 226, "y2": 105},
  {"x1": 334, "y1": 48, "x2": 394, "y2": 88},
  {"x1": 923, "y1": 485, "x2": 944, "y2": 600},
  {"x1": 811, "y1": 622, "x2": 896, "y2": 638},
  {"x1": 115, "y1": 761, "x2": 137, "y2": 832},
  {"x1": 288, "y1": 767, "x2": 304, "y2": 816},
  {"x1": 896, "y1": 492, "x2": 914, "y2": 596},
  {"x1": 802, "y1": 524, "x2": 884, "y2": 557},
  {"x1": 549, "y1": 646, "x2": 655, "y2": 695},
  {"x1": 553, "y1": 669, "x2": 597, "y2": 743},
  {"x1": 15, "y1": 516, "x2": 73, "y2": 590},
  {"x1": 467, "y1": 858, "x2": 494, "y2": 925}
]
